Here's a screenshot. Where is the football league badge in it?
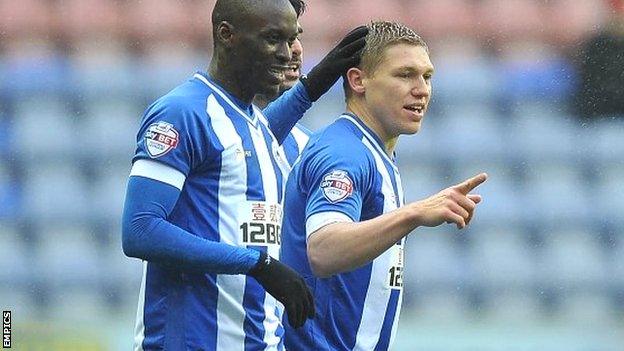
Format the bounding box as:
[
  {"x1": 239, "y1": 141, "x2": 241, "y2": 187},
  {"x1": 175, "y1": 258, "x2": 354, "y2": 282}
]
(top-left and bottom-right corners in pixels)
[
  {"x1": 320, "y1": 170, "x2": 353, "y2": 203},
  {"x1": 145, "y1": 121, "x2": 179, "y2": 158}
]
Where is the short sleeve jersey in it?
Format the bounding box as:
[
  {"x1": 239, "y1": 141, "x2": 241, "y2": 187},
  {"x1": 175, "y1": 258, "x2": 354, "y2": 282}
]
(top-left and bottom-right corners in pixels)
[
  {"x1": 131, "y1": 72, "x2": 291, "y2": 351},
  {"x1": 280, "y1": 114, "x2": 406, "y2": 351}
]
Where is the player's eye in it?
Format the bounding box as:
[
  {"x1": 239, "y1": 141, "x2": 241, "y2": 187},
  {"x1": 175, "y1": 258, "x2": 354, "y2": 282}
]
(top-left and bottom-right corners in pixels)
[{"x1": 266, "y1": 33, "x2": 282, "y2": 44}]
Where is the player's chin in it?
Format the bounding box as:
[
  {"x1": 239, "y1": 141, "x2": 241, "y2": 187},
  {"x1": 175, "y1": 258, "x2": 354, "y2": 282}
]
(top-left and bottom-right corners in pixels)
[
  {"x1": 258, "y1": 83, "x2": 281, "y2": 98},
  {"x1": 402, "y1": 121, "x2": 422, "y2": 135}
]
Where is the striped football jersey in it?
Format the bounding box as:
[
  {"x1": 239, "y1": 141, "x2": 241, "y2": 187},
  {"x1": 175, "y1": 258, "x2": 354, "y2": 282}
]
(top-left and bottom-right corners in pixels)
[
  {"x1": 280, "y1": 113, "x2": 405, "y2": 351},
  {"x1": 130, "y1": 72, "x2": 291, "y2": 351}
]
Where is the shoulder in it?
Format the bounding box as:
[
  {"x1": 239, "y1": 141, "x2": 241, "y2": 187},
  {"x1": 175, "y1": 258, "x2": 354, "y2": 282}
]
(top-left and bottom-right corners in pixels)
[
  {"x1": 141, "y1": 78, "x2": 221, "y2": 130},
  {"x1": 306, "y1": 119, "x2": 371, "y2": 161},
  {"x1": 299, "y1": 120, "x2": 375, "y2": 182}
]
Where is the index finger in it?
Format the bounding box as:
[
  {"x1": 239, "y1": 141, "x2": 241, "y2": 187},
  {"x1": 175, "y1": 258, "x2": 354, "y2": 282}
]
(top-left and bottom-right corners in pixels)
[{"x1": 453, "y1": 173, "x2": 488, "y2": 194}]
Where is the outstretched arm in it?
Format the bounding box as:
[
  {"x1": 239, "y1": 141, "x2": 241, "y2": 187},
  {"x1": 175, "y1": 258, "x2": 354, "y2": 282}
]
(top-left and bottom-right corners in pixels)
[{"x1": 307, "y1": 173, "x2": 488, "y2": 277}]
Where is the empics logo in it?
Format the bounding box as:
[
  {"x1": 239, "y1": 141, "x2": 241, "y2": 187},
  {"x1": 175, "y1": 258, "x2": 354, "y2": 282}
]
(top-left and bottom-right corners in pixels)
[
  {"x1": 2, "y1": 310, "x2": 10, "y2": 348},
  {"x1": 320, "y1": 170, "x2": 353, "y2": 203},
  {"x1": 145, "y1": 121, "x2": 179, "y2": 158}
]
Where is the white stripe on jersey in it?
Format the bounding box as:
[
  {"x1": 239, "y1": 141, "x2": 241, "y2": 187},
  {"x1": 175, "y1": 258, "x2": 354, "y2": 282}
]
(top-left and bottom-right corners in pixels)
[
  {"x1": 196, "y1": 73, "x2": 258, "y2": 126},
  {"x1": 133, "y1": 262, "x2": 148, "y2": 351},
  {"x1": 130, "y1": 159, "x2": 186, "y2": 190},
  {"x1": 305, "y1": 211, "x2": 353, "y2": 238},
  {"x1": 207, "y1": 94, "x2": 249, "y2": 351},
  {"x1": 340, "y1": 114, "x2": 398, "y2": 173},
  {"x1": 248, "y1": 111, "x2": 283, "y2": 349},
  {"x1": 388, "y1": 168, "x2": 405, "y2": 348},
  {"x1": 352, "y1": 137, "x2": 401, "y2": 351},
  {"x1": 255, "y1": 108, "x2": 291, "y2": 185},
  {"x1": 290, "y1": 127, "x2": 309, "y2": 154}
]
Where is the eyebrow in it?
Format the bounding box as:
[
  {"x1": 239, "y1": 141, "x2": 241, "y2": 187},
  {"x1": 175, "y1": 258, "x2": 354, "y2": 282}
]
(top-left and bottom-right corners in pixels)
[{"x1": 395, "y1": 66, "x2": 435, "y2": 74}]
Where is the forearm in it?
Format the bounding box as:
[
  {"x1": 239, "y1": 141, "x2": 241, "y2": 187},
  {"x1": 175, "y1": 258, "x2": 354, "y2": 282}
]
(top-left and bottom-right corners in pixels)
[
  {"x1": 121, "y1": 176, "x2": 259, "y2": 274},
  {"x1": 307, "y1": 206, "x2": 418, "y2": 277},
  {"x1": 263, "y1": 81, "x2": 311, "y2": 144}
]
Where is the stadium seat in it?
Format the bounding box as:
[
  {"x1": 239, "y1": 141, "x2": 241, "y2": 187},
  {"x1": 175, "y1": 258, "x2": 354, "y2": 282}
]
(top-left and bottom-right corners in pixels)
[
  {"x1": 0, "y1": 0, "x2": 51, "y2": 38},
  {"x1": 0, "y1": 160, "x2": 21, "y2": 219},
  {"x1": 432, "y1": 55, "x2": 500, "y2": 104},
  {"x1": 508, "y1": 104, "x2": 578, "y2": 162},
  {"x1": 0, "y1": 223, "x2": 28, "y2": 285},
  {"x1": 56, "y1": 0, "x2": 119, "y2": 38},
  {"x1": 405, "y1": 228, "x2": 464, "y2": 289},
  {"x1": 49, "y1": 287, "x2": 108, "y2": 322},
  {"x1": 0, "y1": 287, "x2": 36, "y2": 317},
  {"x1": 89, "y1": 160, "x2": 130, "y2": 222},
  {"x1": 12, "y1": 96, "x2": 77, "y2": 158},
  {"x1": 468, "y1": 225, "x2": 534, "y2": 289},
  {"x1": 408, "y1": 288, "x2": 468, "y2": 324},
  {"x1": 522, "y1": 162, "x2": 591, "y2": 224},
  {"x1": 80, "y1": 97, "x2": 139, "y2": 158},
  {"x1": 559, "y1": 291, "x2": 614, "y2": 324},
  {"x1": 398, "y1": 161, "x2": 447, "y2": 203},
  {"x1": 486, "y1": 290, "x2": 540, "y2": 323},
  {"x1": 21, "y1": 162, "x2": 89, "y2": 220},
  {"x1": 539, "y1": 227, "x2": 607, "y2": 289},
  {"x1": 592, "y1": 118, "x2": 624, "y2": 164},
  {"x1": 429, "y1": 103, "x2": 507, "y2": 162},
  {"x1": 35, "y1": 222, "x2": 101, "y2": 288}
]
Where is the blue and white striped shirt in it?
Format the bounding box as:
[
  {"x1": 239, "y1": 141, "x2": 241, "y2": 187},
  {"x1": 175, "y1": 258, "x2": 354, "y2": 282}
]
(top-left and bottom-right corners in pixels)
[
  {"x1": 130, "y1": 72, "x2": 294, "y2": 350},
  {"x1": 280, "y1": 113, "x2": 405, "y2": 351}
]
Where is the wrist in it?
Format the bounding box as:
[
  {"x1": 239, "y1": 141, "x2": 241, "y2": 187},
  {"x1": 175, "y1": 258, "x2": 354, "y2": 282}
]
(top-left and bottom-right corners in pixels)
[
  {"x1": 248, "y1": 250, "x2": 268, "y2": 276},
  {"x1": 402, "y1": 202, "x2": 423, "y2": 228}
]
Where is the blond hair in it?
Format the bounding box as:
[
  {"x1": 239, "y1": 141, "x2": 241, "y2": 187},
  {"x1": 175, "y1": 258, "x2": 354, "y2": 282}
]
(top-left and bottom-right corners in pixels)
[
  {"x1": 361, "y1": 21, "x2": 428, "y2": 74},
  {"x1": 344, "y1": 21, "x2": 428, "y2": 99}
]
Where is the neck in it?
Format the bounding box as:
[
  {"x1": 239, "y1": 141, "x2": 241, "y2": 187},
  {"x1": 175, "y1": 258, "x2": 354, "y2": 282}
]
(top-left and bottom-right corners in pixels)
[
  {"x1": 208, "y1": 58, "x2": 253, "y2": 105},
  {"x1": 253, "y1": 94, "x2": 270, "y2": 109},
  {"x1": 346, "y1": 98, "x2": 398, "y2": 156}
]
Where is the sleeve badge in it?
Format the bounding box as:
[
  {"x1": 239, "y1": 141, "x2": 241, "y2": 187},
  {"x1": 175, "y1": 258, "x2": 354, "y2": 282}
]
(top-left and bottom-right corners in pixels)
[
  {"x1": 145, "y1": 121, "x2": 179, "y2": 158},
  {"x1": 320, "y1": 170, "x2": 354, "y2": 203}
]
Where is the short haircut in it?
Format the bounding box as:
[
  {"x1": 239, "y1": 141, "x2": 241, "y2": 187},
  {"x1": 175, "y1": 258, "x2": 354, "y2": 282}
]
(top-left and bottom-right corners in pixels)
[
  {"x1": 344, "y1": 21, "x2": 428, "y2": 99},
  {"x1": 361, "y1": 21, "x2": 428, "y2": 75},
  {"x1": 289, "y1": 0, "x2": 306, "y2": 17},
  {"x1": 211, "y1": 0, "x2": 293, "y2": 46}
]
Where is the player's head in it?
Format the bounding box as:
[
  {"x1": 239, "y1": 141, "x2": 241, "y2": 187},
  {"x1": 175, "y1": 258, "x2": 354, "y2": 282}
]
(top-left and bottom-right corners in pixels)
[
  {"x1": 344, "y1": 21, "x2": 433, "y2": 139},
  {"x1": 282, "y1": 0, "x2": 305, "y2": 91},
  {"x1": 254, "y1": 0, "x2": 305, "y2": 107},
  {"x1": 211, "y1": 0, "x2": 299, "y2": 101}
]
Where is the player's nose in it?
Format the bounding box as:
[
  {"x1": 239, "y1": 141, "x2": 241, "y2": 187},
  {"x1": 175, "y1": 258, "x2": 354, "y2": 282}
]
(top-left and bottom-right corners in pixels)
[
  {"x1": 275, "y1": 41, "x2": 292, "y2": 63},
  {"x1": 411, "y1": 77, "x2": 431, "y2": 97},
  {"x1": 291, "y1": 38, "x2": 303, "y2": 59}
]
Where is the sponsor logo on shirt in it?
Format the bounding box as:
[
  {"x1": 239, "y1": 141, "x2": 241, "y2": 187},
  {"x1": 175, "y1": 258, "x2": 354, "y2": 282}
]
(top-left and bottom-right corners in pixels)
[
  {"x1": 145, "y1": 121, "x2": 179, "y2": 158},
  {"x1": 320, "y1": 170, "x2": 353, "y2": 203},
  {"x1": 239, "y1": 202, "x2": 282, "y2": 246}
]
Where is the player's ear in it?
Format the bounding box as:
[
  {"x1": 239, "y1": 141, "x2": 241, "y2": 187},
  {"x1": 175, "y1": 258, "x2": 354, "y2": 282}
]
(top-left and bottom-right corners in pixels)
[
  {"x1": 215, "y1": 21, "x2": 236, "y2": 48},
  {"x1": 346, "y1": 67, "x2": 366, "y2": 95}
]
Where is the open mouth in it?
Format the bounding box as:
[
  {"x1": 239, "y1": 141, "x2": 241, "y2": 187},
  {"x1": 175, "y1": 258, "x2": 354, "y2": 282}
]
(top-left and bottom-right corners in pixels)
[
  {"x1": 403, "y1": 103, "x2": 425, "y2": 115},
  {"x1": 284, "y1": 62, "x2": 301, "y2": 80}
]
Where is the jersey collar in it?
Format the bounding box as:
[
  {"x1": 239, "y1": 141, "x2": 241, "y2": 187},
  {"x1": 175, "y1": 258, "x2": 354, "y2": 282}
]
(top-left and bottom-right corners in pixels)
[
  {"x1": 194, "y1": 72, "x2": 259, "y2": 128},
  {"x1": 340, "y1": 113, "x2": 398, "y2": 170}
]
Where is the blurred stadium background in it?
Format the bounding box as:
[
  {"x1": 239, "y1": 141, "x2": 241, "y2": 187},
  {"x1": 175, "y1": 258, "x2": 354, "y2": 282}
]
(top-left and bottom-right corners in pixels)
[{"x1": 1, "y1": 0, "x2": 624, "y2": 350}]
